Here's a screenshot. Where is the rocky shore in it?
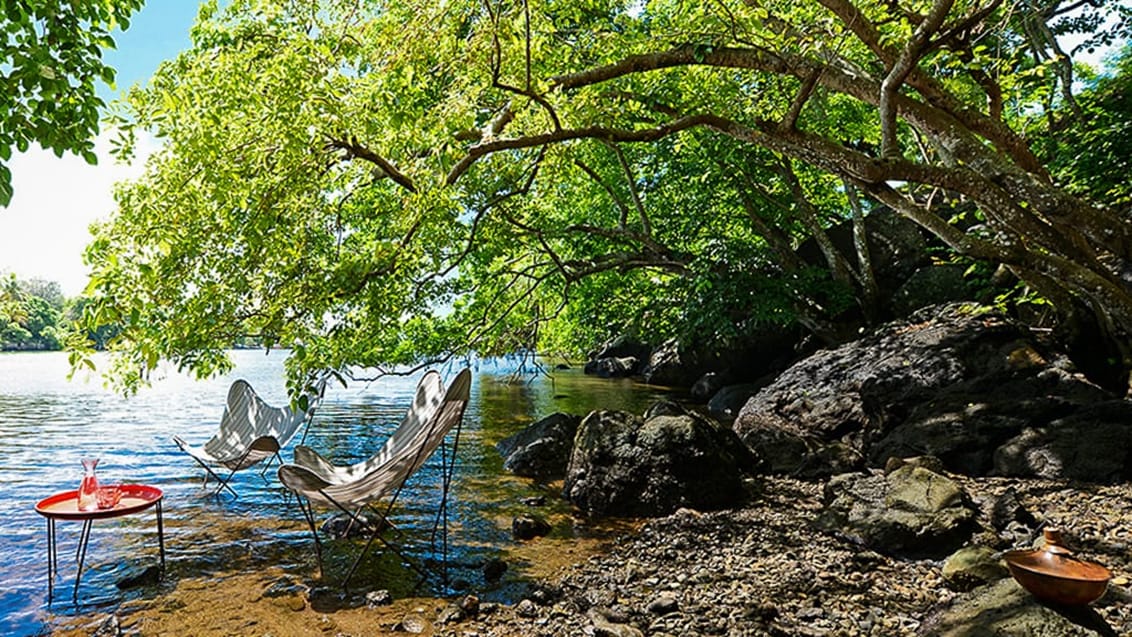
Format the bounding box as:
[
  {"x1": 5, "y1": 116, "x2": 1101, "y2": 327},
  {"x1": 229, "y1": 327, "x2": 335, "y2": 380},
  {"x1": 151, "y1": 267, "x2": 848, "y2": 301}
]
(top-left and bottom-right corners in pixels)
[
  {"x1": 74, "y1": 471, "x2": 1132, "y2": 637},
  {"x1": 71, "y1": 303, "x2": 1132, "y2": 636},
  {"x1": 419, "y1": 473, "x2": 1132, "y2": 637}
]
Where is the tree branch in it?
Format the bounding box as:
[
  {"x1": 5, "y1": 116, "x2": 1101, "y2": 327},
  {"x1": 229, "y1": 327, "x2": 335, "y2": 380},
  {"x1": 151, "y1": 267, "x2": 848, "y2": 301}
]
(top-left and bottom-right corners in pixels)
[
  {"x1": 605, "y1": 141, "x2": 652, "y2": 236},
  {"x1": 327, "y1": 136, "x2": 417, "y2": 193},
  {"x1": 573, "y1": 158, "x2": 632, "y2": 228},
  {"x1": 880, "y1": 0, "x2": 955, "y2": 158},
  {"x1": 781, "y1": 67, "x2": 822, "y2": 131}
]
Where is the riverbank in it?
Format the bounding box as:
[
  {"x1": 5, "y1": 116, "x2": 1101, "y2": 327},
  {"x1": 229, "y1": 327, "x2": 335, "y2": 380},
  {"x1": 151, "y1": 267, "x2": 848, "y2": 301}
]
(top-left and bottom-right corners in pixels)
[{"x1": 54, "y1": 473, "x2": 1132, "y2": 636}]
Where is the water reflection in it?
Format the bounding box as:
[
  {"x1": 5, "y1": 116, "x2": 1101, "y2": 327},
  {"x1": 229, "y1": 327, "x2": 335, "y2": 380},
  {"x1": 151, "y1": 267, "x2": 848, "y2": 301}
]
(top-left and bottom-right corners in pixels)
[{"x1": 0, "y1": 351, "x2": 672, "y2": 636}]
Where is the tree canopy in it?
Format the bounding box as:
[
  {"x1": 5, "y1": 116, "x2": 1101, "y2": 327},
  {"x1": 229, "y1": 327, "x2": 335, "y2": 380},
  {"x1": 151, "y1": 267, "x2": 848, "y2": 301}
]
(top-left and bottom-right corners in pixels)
[
  {"x1": 0, "y1": 0, "x2": 144, "y2": 206},
  {"x1": 80, "y1": 0, "x2": 1132, "y2": 393},
  {"x1": 0, "y1": 274, "x2": 67, "y2": 350}
]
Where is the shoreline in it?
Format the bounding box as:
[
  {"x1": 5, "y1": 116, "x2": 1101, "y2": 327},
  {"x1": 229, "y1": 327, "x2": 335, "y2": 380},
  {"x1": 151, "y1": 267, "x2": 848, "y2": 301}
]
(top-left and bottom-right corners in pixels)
[{"x1": 51, "y1": 474, "x2": 1132, "y2": 636}]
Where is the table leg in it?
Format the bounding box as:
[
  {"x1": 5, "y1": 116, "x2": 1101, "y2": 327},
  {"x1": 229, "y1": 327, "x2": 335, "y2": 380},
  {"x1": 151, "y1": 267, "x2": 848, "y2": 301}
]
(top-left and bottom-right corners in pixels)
[
  {"x1": 50, "y1": 517, "x2": 58, "y2": 578},
  {"x1": 46, "y1": 518, "x2": 55, "y2": 604},
  {"x1": 73, "y1": 519, "x2": 92, "y2": 602},
  {"x1": 156, "y1": 499, "x2": 165, "y2": 572}
]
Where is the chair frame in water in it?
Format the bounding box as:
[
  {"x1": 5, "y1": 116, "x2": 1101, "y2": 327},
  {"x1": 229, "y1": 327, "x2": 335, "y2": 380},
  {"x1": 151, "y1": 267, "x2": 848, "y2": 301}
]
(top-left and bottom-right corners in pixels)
[
  {"x1": 174, "y1": 377, "x2": 325, "y2": 497},
  {"x1": 278, "y1": 369, "x2": 471, "y2": 590}
]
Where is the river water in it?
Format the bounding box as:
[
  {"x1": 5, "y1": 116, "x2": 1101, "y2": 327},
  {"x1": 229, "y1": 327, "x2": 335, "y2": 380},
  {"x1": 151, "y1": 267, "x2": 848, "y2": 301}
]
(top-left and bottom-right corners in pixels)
[{"x1": 0, "y1": 350, "x2": 671, "y2": 636}]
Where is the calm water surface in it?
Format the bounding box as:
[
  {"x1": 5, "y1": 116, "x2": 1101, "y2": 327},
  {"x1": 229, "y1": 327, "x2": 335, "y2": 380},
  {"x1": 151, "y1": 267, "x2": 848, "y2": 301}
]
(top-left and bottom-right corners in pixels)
[{"x1": 0, "y1": 351, "x2": 672, "y2": 636}]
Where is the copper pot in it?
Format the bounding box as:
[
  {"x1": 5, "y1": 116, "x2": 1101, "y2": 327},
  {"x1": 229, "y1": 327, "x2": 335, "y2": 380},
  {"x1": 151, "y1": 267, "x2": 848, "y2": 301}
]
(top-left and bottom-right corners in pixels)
[{"x1": 1004, "y1": 528, "x2": 1112, "y2": 606}]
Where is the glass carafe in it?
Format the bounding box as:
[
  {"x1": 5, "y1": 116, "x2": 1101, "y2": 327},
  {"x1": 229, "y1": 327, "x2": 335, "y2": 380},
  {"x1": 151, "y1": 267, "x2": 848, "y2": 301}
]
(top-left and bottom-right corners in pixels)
[{"x1": 78, "y1": 458, "x2": 100, "y2": 512}]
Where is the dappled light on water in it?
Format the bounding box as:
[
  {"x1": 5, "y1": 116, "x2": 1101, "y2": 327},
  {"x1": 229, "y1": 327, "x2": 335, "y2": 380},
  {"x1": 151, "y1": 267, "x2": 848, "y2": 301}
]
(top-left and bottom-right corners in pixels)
[{"x1": 0, "y1": 351, "x2": 672, "y2": 636}]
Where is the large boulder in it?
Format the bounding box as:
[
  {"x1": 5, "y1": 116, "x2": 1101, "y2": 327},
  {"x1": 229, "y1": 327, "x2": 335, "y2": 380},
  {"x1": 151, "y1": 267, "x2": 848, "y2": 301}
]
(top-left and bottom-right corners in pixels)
[
  {"x1": 585, "y1": 336, "x2": 650, "y2": 377},
  {"x1": 497, "y1": 413, "x2": 583, "y2": 481},
  {"x1": 640, "y1": 338, "x2": 701, "y2": 387},
  {"x1": 868, "y1": 364, "x2": 1113, "y2": 476},
  {"x1": 643, "y1": 328, "x2": 801, "y2": 390},
  {"x1": 733, "y1": 303, "x2": 1125, "y2": 480},
  {"x1": 796, "y1": 207, "x2": 931, "y2": 302},
  {"x1": 563, "y1": 407, "x2": 756, "y2": 517},
  {"x1": 814, "y1": 462, "x2": 977, "y2": 558},
  {"x1": 583, "y1": 356, "x2": 640, "y2": 378},
  {"x1": 993, "y1": 400, "x2": 1132, "y2": 482},
  {"x1": 690, "y1": 372, "x2": 727, "y2": 401},
  {"x1": 889, "y1": 264, "x2": 973, "y2": 316},
  {"x1": 707, "y1": 383, "x2": 765, "y2": 422},
  {"x1": 589, "y1": 334, "x2": 651, "y2": 361}
]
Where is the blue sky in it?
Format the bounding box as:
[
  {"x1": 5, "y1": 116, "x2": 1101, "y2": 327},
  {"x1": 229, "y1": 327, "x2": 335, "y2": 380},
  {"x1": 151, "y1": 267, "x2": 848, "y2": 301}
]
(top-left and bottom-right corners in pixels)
[
  {"x1": 0, "y1": 2, "x2": 202, "y2": 295},
  {"x1": 101, "y1": 3, "x2": 203, "y2": 100}
]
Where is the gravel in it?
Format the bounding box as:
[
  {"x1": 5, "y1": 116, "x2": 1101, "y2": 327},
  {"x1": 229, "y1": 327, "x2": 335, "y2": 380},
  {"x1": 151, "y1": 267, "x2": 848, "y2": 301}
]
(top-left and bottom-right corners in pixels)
[{"x1": 431, "y1": 475, "x2": 1132, "y2": 636}]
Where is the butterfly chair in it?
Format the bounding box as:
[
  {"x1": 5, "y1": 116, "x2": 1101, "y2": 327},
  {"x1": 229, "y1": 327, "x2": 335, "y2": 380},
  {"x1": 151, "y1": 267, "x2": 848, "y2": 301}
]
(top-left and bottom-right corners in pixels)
[
  {"x1": 174, "y1": 377, "x2": 326, "y2": 497},
  {"x1": 278, "y1": 368, "x2": 471, "y2": 589}
]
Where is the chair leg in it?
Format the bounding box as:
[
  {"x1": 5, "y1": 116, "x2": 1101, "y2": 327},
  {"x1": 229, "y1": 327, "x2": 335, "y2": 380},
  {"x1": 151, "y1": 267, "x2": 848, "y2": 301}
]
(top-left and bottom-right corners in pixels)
[
  {"x1": 259, "y1": 453, "x2": 281, "y2": 481},
  {"x1": 187, "y1": 455, "x2": 238, "y2": 498},
  {"x1": 296, "y1": 495, "x2": 323, "y2": 578},
  {"x1": 322, "y1": 496, "x2": 424, "y2": 592},
  {"x1": 342, "y1": 517, "x2": 431, "y2": 592},
  {"x1": 214, "y1": 465, "x2": 241, "y2": 498},
  {"x1": 215, "y1": 447, "x2": 258, "y2": 498}
]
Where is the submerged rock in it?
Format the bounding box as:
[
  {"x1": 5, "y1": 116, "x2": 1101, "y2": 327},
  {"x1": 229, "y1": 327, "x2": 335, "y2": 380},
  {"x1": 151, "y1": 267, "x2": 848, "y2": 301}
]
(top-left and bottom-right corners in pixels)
[
  {"x1": 497, "y1": 412, "x2": 581, "y2": 480},
  {"x1": 483, "y1": 557, "x2": 508, "y2": 582},
  {"x1": 563, "y1": 408, "x2": 756, "y2": 517},
  {"x1": 262, "y1": 575, "x2": 309, "y2": 612},
  {"x1": 116, "y1": 565, "x2": 161, "y2": 590},
  {"x1": 512, "y1": 514, "x2": 552, "y2": 540},
  {"x1": 320, "y1": 512, "x2": 389, "y2": 539}
]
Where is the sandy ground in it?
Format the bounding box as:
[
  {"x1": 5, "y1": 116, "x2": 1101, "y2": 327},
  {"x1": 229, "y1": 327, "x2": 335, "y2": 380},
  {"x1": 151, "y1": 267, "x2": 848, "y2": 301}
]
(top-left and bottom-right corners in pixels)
[{"x1": 48, "y1": 511, "x2": 639, "y2": 637}]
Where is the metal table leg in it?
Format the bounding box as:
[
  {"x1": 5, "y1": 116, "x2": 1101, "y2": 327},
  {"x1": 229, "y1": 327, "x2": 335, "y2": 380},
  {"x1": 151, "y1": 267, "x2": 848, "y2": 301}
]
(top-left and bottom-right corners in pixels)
[
  {"x1": 73, "y1": 519, "x2": 93, "y2": 602},
  {"x1": 156, "y1": 499, "x2": 165, "y2": 571},
  {"x1": 46, "y1": 518, "x2": 55, "y2": 604}
]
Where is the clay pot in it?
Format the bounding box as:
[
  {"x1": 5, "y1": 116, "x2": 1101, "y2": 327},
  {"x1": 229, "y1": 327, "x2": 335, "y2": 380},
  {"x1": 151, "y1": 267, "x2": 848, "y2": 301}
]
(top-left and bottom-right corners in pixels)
[{"x1": 1004, "y1": 528, "x2": 1111, "y2": 606}]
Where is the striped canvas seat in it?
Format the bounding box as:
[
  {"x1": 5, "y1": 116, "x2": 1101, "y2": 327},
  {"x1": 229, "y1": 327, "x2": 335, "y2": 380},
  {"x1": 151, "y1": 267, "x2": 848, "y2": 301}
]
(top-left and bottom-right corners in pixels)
[
  {"x1": 174, "y1": 378, "x2": 324, "y2": 497},
  {"x1": 277, "y1": 369, "x2": 471, "y2": 586}
]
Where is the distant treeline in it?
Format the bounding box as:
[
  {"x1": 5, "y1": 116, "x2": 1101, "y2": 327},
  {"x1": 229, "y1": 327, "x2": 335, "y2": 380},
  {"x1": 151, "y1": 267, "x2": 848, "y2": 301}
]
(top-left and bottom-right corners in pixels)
[{"x1": 0, "y1": 275, "x2": 114, "y2": 352}]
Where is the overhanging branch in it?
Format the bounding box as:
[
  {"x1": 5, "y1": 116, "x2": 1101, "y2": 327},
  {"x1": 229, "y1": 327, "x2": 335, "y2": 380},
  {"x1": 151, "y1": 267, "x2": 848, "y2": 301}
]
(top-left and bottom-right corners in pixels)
[{"x1": 327, "y1": 136, "x2": 418, "y2": 193}]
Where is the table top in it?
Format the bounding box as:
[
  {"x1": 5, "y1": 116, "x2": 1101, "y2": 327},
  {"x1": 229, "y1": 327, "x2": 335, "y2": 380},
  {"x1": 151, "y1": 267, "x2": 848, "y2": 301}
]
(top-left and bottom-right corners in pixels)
[{"x1": 35, "y1": 484, "x2": 163, "y2": 521}]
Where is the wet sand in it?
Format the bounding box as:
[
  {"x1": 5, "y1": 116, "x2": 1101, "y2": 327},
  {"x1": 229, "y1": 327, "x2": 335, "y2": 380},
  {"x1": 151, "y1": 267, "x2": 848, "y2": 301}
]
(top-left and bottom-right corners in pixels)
[{"x1": 48, "y1": 509, "x2": 640, "y2": 636}]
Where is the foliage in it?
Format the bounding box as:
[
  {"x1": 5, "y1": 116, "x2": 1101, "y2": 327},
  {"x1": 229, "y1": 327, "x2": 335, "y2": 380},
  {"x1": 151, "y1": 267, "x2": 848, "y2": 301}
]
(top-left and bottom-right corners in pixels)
[
  {"x1": 0, "y1": 0, "x2": 145, "y2": 206},
  {"x1": 80, "y1": 0, "x2": 1132, "y2": 392},
  {"x1": 1043, "y1": 45, "x2": 1132, "y2": 206},
  {"x1": 0, "y1": 274, "x2": 66, "y2": 350}
]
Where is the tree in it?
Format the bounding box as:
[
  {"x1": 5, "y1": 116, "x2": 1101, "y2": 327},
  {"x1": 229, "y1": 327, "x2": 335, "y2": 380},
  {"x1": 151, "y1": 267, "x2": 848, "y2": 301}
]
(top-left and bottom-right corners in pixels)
[
  {"x1": 0, "y1": 274, "x2": 27, "y2": 344},
  {"x1": 0, "y1": 0, "x2": 145, "y2": 206},
  {"x1": 82, "y1": 0, "x2": 1132, "y2": 393},
  {"x1": 1044, "y1": 46, "x2": 1132, "y2": 208},
  {"x1": 0, "y1": 273, "x2": 64, "y2": 350}
]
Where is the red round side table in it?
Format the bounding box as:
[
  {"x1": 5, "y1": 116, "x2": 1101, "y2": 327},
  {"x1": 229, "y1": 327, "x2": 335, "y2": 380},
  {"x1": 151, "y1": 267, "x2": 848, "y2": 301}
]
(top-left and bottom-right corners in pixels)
[{"x1": 35, "y1": 484, "x2": 165, "y2": 603}]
